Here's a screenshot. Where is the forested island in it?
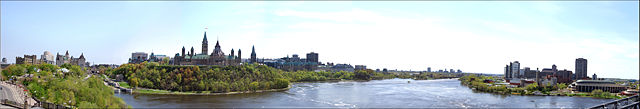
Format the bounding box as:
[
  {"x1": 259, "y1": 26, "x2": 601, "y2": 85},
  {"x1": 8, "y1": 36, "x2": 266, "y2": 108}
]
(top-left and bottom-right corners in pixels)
[
  {"x1": 1, "y1": 64, "x2": 129, "y2": 108},
  {"x1": 107, "y1": 62, "x2": 462, "y2": 94}
]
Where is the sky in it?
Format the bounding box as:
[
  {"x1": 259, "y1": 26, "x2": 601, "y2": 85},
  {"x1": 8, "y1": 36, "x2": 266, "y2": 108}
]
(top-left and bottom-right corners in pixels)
[{"x1": 1, "y1": 1, "x2": 638, "y2": 79}]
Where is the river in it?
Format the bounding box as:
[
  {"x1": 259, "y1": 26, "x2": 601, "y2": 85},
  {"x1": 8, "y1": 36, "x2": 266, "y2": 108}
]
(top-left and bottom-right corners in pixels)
[{"x1": 115, "y1": 78, "x2": 613, "y2": 108}]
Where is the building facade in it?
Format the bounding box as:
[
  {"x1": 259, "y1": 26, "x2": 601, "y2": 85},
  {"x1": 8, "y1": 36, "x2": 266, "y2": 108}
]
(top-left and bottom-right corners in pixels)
[
  {"x1": 571, "y1": 80, "x2": 626, "y2": 93},
  {"x1": 129, "y1": 52, "x2": 149, "y2": 64},
  {"x1": 306, "y1": 52, "x2": 318, "y2": 63},
  {"x1": 355, "y1": 65, "x2": 367, "y2": 70},
  {"x1": 556, "y1": 69, "x2": 574, "y2": 83},
  {"x1": 505, "y1": 65, "x2": 511, "y2": 79},
  {"x1": 575, "y1": 58, "x2": 588, "y2": 79},
  {"x1": 510, "y1": 61, "x2": 520, "y2": 79},
  {"x1": 172, "y1": 31, "x2": 241, "y2": 66},
  {"x1": 41, "y1": 51, "x2": 55, "y2": 64},
  {"x1": 55, "y1": 51, "x2": 86, "y2": 67},
  {"x1": 16, "y1": 55, "x2": 39, "y2": 65}
]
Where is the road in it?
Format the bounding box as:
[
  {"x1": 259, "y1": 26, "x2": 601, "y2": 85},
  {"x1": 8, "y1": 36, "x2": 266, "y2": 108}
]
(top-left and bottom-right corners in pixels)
[
  {"x1": 0, "y1": 81, "x2": 36, "y2": 107},
  {"x1": 0, "y1": 82, "x2": 18, "y2": 109}
]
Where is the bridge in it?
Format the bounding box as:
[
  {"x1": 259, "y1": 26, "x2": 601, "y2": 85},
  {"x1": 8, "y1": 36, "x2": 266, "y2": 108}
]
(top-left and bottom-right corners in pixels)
[{"x1": 590, "y1": 95, "x2": 639, "y2": 109}]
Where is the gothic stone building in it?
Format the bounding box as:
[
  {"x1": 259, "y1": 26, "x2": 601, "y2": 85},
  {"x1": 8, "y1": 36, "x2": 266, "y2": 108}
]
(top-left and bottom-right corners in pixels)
[
  {"x1": 173, "y1": 32, "x2": 241, "y2": 66},
  {"x1": 55, "y1": 50, "x2": 86, "y2": 67}
]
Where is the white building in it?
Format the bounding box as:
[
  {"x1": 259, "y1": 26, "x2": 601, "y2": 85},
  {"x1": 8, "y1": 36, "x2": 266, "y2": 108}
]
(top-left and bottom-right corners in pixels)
[{"x1": 41, "y1": 51, "x2": 55, "y2": 64}]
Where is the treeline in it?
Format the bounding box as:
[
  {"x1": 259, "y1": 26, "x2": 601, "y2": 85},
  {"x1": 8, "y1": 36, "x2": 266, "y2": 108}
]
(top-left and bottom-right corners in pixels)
[
  {"x1": 2, "y1": 63, "x2": 128, "y2": 108},
  {"x1": 109, "y1": 62, "x2": 290, "y2": 92},
  {"x1": 459, "y1": 75, "x2": 525, "y2": 95},
  {"x1": 109, "y1": 62, "x2": 464, "y2": 93},
  {"x1": 460, "y1": 75, "x2": 587, "y2": 96}
]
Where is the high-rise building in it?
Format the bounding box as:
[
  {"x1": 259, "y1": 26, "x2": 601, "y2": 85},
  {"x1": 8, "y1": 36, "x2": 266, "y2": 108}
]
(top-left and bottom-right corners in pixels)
[
  {"x1": 575, "y1": 58, "x2": 588, "y2": 79},
  {"x1": 505, "y1": 65, "x2": 511, "y2": 79},
  {"x1": 306, "y1": 52, "x2": 319, "y2": 63},
  {"x1": 511, "y1": 61, "x2": 520, "y2": 78},
  {"x1": 427, "y1": 67, "x2": 431, "y2": 72}
]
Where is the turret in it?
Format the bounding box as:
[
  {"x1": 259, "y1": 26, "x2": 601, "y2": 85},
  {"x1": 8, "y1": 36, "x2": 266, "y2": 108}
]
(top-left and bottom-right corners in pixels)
[
  {"x1": 190, "y1": 47, "x2": 195, "y2": 56},
  {"x1": 182, "y1": 46, "x2": 186, "y2": 56},
  {"x1": 238, "y1": 49, "x2": 242, "y2": 60},
  {"x1": 231, "y1": 48, "x2": 235, "y2": 57}
]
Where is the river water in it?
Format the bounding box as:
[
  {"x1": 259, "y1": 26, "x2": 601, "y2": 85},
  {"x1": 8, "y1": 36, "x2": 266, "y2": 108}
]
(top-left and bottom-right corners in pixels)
[{"x1": 115, "y1": 78, "x2": 613, "y2": 108}]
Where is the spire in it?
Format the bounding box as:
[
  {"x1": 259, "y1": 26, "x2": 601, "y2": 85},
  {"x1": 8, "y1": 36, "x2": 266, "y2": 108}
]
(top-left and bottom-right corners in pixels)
[
  {"x1": 79, "y1": 53, "x2": 85, "y2": 59},
  {"x1": 215, "y1": 39, "x2": 220, "y2": 48},
  {"x1": 251, "y1": 45, "x2": 256, "y2": 53},
  {"x1": 190, "y1": 46, "x2": 195, "y2": 56},
  {"x1": 251, "y1": 45, "x2": 257, "y2": 63},
  {"x1": 182, "y1": 46, "x2": 186, "y2": 56},
  {"x1": 231, "y1": 48, "x2": 235, "y2": 57},
  {"x1": 203, "y1": 31, "x2": 208, "y2": 44},
  {"x1": 65, "y1": 50, "x2": 69, "y2": 56}
]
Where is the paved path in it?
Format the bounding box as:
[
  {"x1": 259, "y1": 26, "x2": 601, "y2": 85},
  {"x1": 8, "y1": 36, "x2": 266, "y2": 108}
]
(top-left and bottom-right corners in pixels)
[{"x1": 0, "y1": 81, "x2": 36, "y2": 107}]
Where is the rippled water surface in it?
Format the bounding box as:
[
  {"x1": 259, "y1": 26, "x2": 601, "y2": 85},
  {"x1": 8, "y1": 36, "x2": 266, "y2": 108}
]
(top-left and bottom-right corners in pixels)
[{"x1": 116, "y1": 78, "x2": 613, "y2": 108}]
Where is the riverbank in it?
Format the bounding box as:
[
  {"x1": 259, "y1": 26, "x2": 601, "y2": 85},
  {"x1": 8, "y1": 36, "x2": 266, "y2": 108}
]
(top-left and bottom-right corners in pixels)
[
  {"x1": 459, "y1": 75, "x2": 625, "y2": 99},
  {"x1": 132, "y1": 84, "x2": 292, "y2": 95}
]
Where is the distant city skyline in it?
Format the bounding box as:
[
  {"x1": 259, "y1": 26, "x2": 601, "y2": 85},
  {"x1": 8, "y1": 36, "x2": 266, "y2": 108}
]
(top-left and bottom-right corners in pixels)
[{"x1": 1, "y1": 1, "x2": 638, "y2": 79}]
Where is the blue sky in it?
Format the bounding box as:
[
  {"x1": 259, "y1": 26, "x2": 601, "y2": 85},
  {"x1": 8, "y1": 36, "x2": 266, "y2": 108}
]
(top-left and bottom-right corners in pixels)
[{"x1": 1, "y1": 1, "x2": 638, "y2": 79}]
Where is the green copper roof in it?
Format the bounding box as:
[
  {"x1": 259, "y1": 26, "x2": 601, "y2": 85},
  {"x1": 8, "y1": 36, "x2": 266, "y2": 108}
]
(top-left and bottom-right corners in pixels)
[{"x1": 192, "y1": 54, "x2": 210, "y2": 59}]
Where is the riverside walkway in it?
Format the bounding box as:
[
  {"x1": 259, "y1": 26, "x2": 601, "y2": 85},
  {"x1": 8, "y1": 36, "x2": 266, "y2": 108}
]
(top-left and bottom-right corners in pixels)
[{"x1": 590, "y1": 95, "x2": 639, "y2": 109}]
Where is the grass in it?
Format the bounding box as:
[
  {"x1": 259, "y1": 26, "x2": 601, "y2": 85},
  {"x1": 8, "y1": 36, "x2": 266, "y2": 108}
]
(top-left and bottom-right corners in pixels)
[
  {"x1": 135, "y1": 89, "x2": 173, "y2": 94},
  {"x1": 566, "y1": 92, "x2": 623, "y2": 99},
  {"x1": 117, "y1": 82, "x2": 131, "y2": 89}
]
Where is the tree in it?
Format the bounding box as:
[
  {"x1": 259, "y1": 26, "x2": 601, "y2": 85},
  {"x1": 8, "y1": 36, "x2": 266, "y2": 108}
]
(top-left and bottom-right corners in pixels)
[
  {"x1": 557, "y1": 83, "x2": 567, "y2": 90},
  {"x1": 525, "y1": 83, "x2": 538, "y2": 91},
  {"x1": 130, "y1": 77, "x2": 140, "y2": 88}
]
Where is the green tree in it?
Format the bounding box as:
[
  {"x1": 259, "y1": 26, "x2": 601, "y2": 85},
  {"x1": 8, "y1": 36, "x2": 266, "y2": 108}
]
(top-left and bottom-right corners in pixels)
[{"x1": 525, "y1": 83, "x2": 539, "y2": 91}]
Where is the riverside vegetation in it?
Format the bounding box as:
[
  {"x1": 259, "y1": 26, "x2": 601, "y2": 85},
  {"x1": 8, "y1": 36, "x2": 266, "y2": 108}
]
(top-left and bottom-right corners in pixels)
[
  {"x1": 459, "y1": 75, "x2": 623, "y2": 99},
  {"x1": 1, "y1": 63, "x2": 129, "y2": 108},
  {"x1": 107, "y1": 62, "x2": 462, "y2": 94}
]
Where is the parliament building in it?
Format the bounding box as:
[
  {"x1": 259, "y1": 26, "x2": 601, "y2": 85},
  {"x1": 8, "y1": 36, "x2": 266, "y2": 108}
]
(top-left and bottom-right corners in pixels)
[{"x1": 173, "y1": 32, "x2": 242, "y2": 66}]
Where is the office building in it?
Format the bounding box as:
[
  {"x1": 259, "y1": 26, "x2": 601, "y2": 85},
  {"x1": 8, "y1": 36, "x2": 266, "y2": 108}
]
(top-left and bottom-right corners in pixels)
[{"x1": 575, "y1": 58, "x2": 588, "y2": 79}]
